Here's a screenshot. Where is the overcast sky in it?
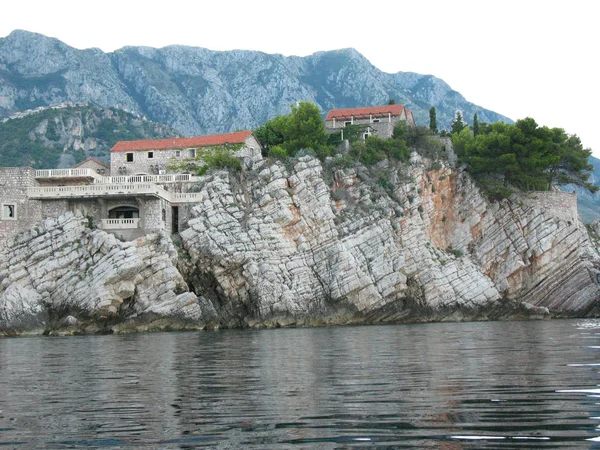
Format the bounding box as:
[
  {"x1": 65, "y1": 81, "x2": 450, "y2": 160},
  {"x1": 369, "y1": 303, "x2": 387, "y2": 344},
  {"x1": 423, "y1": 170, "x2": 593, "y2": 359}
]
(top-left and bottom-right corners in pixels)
[{"x1": 2, "y1": 0, "x2": 599, "y2": 156}]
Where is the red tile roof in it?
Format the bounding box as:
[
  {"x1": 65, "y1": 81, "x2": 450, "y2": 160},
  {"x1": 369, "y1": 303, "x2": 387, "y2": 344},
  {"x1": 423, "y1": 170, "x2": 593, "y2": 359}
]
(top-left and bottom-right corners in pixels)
[
  {"x1": 110, "y1": 130, "x2": 253, "y2": 152},
  {"x1": 325, "y1": 104, "x2": 406, "y2": 121}
]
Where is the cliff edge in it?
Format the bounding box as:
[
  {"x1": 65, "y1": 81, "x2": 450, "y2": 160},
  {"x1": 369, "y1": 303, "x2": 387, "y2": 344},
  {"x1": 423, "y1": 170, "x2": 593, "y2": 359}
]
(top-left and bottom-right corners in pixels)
[{"x1": 2, "y1": 154, "x2": 599, "y2": 334}]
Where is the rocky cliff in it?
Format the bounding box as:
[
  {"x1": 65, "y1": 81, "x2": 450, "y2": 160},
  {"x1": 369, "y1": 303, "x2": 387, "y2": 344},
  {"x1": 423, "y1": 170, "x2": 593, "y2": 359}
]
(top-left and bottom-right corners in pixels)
[
  {"x1": 0, "y1": 30, "x2": 511, "y2": 136},
  {"x1": 1, "y1": 152, "x2": 598, "y2": 335}
]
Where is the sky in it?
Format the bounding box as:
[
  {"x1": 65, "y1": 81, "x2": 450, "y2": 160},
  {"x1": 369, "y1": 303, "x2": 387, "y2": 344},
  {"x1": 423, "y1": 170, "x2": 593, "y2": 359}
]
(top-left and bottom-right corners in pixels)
[{"x1": 2, "y1": 0, "x2": 599, "y2": 156}]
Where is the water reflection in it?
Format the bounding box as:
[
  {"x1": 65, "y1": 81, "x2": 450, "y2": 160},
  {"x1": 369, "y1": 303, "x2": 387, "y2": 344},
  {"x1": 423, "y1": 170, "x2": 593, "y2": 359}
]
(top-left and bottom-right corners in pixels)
[{"x1": 0, "y1": 320, "x2": 599, "y2": 448}]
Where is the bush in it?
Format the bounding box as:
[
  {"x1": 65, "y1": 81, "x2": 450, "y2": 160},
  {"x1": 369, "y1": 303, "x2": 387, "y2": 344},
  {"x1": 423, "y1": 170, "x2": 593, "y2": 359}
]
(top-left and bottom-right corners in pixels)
[
  {"x1": 269, "y1": 145, "x2": 288, "y2": 160},
  {"x1": 349, "y1": 136, "x2": 409, "y2": 166},
  {"x1": 202, "y1": 148, "x2": 242, "y2": 171},
  {"x1": 449, "y1": 249, "x2": 464, "y2": 257}
]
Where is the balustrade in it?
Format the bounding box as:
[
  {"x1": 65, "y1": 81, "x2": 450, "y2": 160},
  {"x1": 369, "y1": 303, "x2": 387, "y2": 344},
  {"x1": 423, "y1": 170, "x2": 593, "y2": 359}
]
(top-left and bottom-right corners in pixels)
[
  {"x1": 101, "y1": 218, "x2": 140, "y2": 229},
  {"x1": 27, "y1": 183, "x2": 202, "y2": 203},
  {"x1": 35, "y1": 168, "x2": 102, "y2": 180}
]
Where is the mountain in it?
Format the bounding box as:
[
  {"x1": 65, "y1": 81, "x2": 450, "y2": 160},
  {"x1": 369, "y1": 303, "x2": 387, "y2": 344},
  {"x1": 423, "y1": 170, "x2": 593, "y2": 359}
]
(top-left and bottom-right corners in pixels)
[
  {"x1": 0, "y1": 30, "x2": 512, "y2": 137},
  {"x1": 0, "y1": 103, "x2": 177, "y2": 168}
]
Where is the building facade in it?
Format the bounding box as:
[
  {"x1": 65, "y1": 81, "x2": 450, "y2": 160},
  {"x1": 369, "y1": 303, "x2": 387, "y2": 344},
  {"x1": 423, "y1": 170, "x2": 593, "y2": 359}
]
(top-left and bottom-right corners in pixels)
[
  {"x1": 325, "y1": 104, "x2": 416, "y2": 140},
  {"x1": 109, "y1": 131, "x2": 262, "y2": 175},
  {"x1": 0, "y1": 131, "x2": 261, "y2": 248}
]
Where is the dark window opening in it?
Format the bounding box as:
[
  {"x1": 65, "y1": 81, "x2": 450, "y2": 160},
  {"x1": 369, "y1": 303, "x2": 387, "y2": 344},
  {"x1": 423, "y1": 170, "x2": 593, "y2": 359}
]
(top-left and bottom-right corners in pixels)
[
  {"x1": 2, "y1": 204, "x2": 16, "y2": 219},
  {"x1": 126, "y1": 153, "x2": 134, "y2": 162},
  {"x1": 148, "y1": 151, "x2": 154, "y2": 159},
  {"x1": 109, "y1": 206, "x2": 139, "y2": 219},
  {"x1": 172, "y1": 206, "x2": 179, "y2": 233}
]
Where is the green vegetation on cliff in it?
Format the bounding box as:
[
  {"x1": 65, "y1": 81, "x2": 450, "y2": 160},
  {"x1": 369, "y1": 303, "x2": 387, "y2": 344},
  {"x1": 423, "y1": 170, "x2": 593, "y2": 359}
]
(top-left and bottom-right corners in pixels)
[
  {"x1": 255, "y1": 102, "x2": 442, "y2": 167},
  {"x1": 452, "y1": 117, "x2": 597, "y2": 196}
]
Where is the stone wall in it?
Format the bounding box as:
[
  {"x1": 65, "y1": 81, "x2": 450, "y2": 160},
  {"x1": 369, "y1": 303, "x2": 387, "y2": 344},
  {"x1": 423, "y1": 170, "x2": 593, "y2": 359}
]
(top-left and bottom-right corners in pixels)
[
  {"x1": 74, "y1": 158, "x2": 110, "y2": 176},
  {"x1": 326, "y1": 119, "x2": 398, "y2": 140},
  {"x1": 110, "y1": 135, "x2": 262, "y2": 175},
  {"x1": 111, "y1": 148, "x2": 183, "y2": 176},
  {"x1": 142, "y1": 198, "x2": 170, "y2": 234},
  {"x1": 0, "y1": 168, "x2": 42, "y2": 249},
  {"x1": 41, "y1": 200, "x2": 71, "y2": 222}
]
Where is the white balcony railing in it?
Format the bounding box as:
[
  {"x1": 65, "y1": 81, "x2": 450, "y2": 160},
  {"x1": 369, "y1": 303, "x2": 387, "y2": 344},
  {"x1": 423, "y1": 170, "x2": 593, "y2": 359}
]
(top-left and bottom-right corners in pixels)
[
  {"x1": 35, "y1": 168, "x2": 103, "y2": 180},
  {"x1": 27, "y1": 183, "x2": 169, "y2": 199},
  {"x1": 94, "y1": 174, "x2": 193, "y2": 184},
  {"x1": 101, "y1": 218, "x2": 140, "y2": 229},
  {"x1": 172, "y1": 192, "x2": 204, "y2": 202},
  {"x1": 27, "y1": 183, "x2": 203, "y2": 203}
]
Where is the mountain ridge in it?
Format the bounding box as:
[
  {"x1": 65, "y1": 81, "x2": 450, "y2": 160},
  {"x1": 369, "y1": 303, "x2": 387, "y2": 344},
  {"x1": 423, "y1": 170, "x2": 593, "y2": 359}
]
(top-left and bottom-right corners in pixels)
[{"x1": 0, "y1": 30, "x2": 512, "y2": 137}]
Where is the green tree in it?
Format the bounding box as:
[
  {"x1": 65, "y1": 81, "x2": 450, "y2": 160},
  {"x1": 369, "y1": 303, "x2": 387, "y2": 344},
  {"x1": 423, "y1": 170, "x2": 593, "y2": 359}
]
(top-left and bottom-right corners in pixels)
[
  {"x1": 254, "y1": 102, "x2": 330, "y2": 158},
  {"x1": 253, "y1": 115, "x2": 288, "y2": 154},
  {"x1": 472, "y1": 112, "x2": 480, "y2": 136},
  {"x1": 454, "y1": 117, "x2": 597, "y2": 194},
  {"x1": 429, "y1": 107, "x2": 438, "y2": 134},
  {"x1": 547, "y1": 133, "x2": 597, "y2": 192},
  {"x1": 283, "y1": 102, "x2": 327, "y2": 153},
  {"x1": 451, "y1": 111, "x2": 466, "y2": 134},
  {"x1": 388, "y1": 99, "x2": 396, "y2": 105}
]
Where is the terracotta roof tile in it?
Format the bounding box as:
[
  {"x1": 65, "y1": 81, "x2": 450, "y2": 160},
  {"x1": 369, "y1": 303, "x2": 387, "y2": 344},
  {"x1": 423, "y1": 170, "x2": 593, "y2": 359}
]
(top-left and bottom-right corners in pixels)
[
  {"x1": 111, "y1": 131, "x2": 253, "y2": 152},
  {"x1": 325, "y1": 105, "x2": 407, "y2": 121}
]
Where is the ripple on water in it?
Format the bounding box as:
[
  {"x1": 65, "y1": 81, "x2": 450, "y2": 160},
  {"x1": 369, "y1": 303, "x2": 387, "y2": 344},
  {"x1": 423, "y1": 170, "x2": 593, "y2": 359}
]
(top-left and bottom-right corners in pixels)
[{"x1": 0, "y1": 319, "x2": 599, "y2": 448}]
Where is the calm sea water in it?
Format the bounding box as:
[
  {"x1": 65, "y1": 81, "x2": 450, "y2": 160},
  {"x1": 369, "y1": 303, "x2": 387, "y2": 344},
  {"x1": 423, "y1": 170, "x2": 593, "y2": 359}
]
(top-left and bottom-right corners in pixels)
[{"x1": 1, "y1": 320, "x2": 599, "y2": 449}]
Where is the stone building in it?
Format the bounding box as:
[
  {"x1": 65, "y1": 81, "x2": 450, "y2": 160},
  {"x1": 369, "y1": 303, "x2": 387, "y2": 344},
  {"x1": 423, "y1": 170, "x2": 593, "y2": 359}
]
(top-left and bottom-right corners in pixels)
[
  {"x1": 0, "y1": 131, "x2": 261, "y2": 248},
  {"x1": 325, "y1": 104, "x2": 416, "y2": 140},
  {"x1": 0, "y1": 167, "x2": 43, "y2": 246},
  {"x1": 110, "y1": 130, "x2": 262, "y2": 175},
  {"x1": 72, "y1": 157, "x2": 111, "y2": 176}
]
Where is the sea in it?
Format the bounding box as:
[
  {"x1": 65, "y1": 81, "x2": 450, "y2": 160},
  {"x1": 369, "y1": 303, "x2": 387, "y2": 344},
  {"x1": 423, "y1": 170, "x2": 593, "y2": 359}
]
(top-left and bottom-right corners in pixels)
[{"x1": 1, "y1": 319, "x2": 599, "y2": 448}]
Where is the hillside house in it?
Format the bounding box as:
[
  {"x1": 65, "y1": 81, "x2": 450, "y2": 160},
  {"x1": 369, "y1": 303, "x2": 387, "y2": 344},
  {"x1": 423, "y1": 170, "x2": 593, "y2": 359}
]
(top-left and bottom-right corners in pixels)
[
  {"x1": 325, "y1": 104, "x2": 416, "y2": 140},
  {"x1": 0, "y1": 131, "x2": 261, "y2": 247},
  {"x1": 110, "y1": 130, "x2": 262, "y2": 175}
]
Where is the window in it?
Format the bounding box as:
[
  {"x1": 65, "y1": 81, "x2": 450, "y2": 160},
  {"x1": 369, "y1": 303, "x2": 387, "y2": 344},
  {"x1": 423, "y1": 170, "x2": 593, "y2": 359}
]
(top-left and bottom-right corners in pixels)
[
  {"x1": 175, "y1": 150, "x2": 181, "y2": 158},
  {"x1": 126, "y1": 153, "x2": 134, "y2": 162},
  {"x1": 372, "y1": 119, "x2": 380, "y2": 123},
  {"x1": 344, "y1": 121, "x2": 352, "y2": 127},
  {"x1": 148, "y1": 151, "x2": 154, "y2": 159},
  {"x1": 2, "y1": 204, "x2": 16, "y2": 220},
  {"x1": 109, "y1": 206, "x2": 139, "y2": 219},
  {"x1": 188, "y1": 149, "x2": 196, "y2": 158}
]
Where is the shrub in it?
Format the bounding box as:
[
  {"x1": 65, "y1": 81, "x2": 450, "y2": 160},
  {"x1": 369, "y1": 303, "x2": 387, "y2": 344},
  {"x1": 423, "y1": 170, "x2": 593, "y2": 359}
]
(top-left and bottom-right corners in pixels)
[{"x1": 269, "y1": 145, "x2": 288, "y2": 160}]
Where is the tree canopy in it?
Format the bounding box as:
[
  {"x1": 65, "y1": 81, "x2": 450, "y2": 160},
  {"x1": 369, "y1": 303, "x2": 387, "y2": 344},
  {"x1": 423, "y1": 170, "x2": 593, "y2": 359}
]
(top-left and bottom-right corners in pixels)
[
  {"x1": 254, "y1": 102, "x2": 329, "y2": 158},
  {"x1": 453, "y1": 117, "x2": 597, "y2": 193}
]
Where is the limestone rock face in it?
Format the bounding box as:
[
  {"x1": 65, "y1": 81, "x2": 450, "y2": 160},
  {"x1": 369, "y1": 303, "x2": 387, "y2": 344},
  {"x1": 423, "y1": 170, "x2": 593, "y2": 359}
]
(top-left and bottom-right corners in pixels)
[
  {"x1": 178, "y1": 156, "x2": 600, "y2": 327},
  {"x1": 1, "y1": 156, "x2": 599, "y2": 334},
  {"x1": 0, "y1": 212, "x2": 216, "y2": 335}
]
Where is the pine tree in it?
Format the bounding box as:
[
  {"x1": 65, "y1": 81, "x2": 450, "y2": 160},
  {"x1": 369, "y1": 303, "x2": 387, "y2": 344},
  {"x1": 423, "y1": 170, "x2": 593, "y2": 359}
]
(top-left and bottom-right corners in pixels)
[
  {"x1": 429, "y1": 107, "x2": 438, "y2": 134},
  {"x1": 473, "y1": 112, "x2": 480, "y2": 136},
  {"x1": 451, "y1": 111, "x2": 466, "y2": 134}
]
